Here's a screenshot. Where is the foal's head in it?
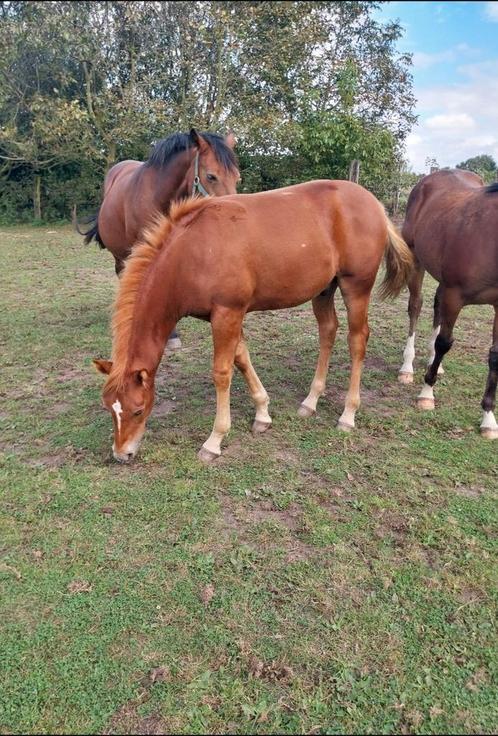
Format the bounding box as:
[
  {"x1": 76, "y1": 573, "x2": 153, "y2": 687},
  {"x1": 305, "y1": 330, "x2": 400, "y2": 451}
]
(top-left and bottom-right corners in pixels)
[{"x1": 94, "y1": 360, "x2": 155, "y2": 462}]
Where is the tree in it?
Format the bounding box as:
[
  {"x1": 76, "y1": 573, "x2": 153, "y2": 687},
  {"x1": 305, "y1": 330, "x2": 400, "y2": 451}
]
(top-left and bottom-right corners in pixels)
[
  {"x1": 456, "y1": 154, "x2": 497, "y2": 184},
  {"x1": 0, "y1": 1, "x2": 415, "y2": 221}
]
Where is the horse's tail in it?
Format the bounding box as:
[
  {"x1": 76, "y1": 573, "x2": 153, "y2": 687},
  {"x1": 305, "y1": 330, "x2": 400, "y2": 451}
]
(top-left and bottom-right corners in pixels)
[
  {"x1": 378, "y1": 215, "x2": 414, "y2": 300},
  {"x1": 72, "y1": 205, "x2": 105, "y2": 248}
]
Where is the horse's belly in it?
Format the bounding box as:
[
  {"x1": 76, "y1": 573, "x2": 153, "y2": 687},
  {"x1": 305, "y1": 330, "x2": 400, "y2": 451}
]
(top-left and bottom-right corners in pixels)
[{"x1": 249, "y1": 247, "x2": 337, "y2": 310}]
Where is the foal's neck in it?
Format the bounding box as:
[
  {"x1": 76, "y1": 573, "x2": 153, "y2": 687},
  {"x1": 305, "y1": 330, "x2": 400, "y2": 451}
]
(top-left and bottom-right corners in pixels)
[{"x1": 125, "y1": 245, "x2": 180, "y2": 378}]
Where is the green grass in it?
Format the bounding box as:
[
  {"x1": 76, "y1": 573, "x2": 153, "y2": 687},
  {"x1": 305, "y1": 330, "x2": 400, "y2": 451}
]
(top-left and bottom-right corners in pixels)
[{"x1": 0, "y1": 224, "x2": 497, "y2": 735}]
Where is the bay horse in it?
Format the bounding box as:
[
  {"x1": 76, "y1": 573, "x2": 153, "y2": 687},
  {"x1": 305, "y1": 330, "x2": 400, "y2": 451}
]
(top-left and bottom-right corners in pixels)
[
  {"x1": 398, "y1": 168, "x2": 498, "y2": 439},
  {"x1": 79, "y1": 128, "x2": 239, "y2": 347},
  {"x1": 93, "y1": 180, "x2": 413, "y2": 463}
]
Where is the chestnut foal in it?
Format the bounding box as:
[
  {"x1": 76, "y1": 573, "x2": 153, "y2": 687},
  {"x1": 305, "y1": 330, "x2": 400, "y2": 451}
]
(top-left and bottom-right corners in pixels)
[{"x1": 94, "y1": 180, "x2": 413, "y2": 463}]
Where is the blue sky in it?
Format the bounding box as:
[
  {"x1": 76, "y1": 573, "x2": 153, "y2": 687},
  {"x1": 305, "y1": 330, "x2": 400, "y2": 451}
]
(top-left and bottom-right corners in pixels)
[{"x1": 375, "y1": 1, "x2": 498, "y2": 172}]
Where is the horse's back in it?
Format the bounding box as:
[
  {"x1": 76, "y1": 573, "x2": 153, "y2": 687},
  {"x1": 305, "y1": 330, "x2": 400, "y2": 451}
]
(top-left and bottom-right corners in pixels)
[
  {"x1": 404, "y1": 169, "x2": 498, "y2": 295},
  {"x1": 174, "y1": 180, "x2": 388, "y2": 311}
]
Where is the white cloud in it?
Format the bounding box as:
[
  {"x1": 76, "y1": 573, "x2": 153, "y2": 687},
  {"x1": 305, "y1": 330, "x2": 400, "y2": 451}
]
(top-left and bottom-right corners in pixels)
[
  {"x1": 484, "y1": 1, "x2": 498, "y2": 21},
  {"x1": 411, "y1": 44, "x2": 479, "y2": 70},
  {"x1": 405, "y1": 59, "x2": 498, "y2": 171},
  {"x1": 425, "y1": 112, "x2": 476, "y2": 130},
  {"x1": 412, "y1": 50, "x2": 455, "y2": 69}
]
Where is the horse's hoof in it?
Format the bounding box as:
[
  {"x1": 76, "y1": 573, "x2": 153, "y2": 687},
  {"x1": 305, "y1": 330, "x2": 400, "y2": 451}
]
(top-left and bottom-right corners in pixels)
[
  {"x1": 252, "y1": 420, "x2": 272, "y2": 435},
  {"x1": 417, "y1": 397, "x2": 435, "y2": 411},
  {"x1": 398, "y1": 371, "x2": 414, "y2": 384},
  {"x1": 167, "y1": 337, "x2": 182, "y2": 350},
  {"x1": 298, "y1": 403, "x2": 315, "y2": 418},
  {"x1": 337, "y1": 421, "x2": 354, "y2": 432},
  {"x1": 480, "y1": 427, "x2": 498, "y2": 440},
  {"x1": 197, "y1": 447, "x2": 220, "y2": 464}
]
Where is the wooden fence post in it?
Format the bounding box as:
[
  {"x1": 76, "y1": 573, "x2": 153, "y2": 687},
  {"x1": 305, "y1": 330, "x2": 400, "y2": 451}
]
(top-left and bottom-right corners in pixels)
[{"x1": 349, "y1": 159, "x2": 360, "y2": 183}]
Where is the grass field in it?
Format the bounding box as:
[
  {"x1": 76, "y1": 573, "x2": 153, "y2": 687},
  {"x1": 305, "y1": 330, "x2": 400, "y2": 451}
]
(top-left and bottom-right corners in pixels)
[{"x1": 0, "y1": 224, "x2": 497, "y2": 735}]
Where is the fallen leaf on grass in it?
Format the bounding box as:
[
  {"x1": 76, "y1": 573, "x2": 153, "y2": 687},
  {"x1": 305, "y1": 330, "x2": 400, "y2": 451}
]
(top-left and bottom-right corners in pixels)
[
  {"x1": 148, "y1": 666, "x2": 169, "y2": 684},
  {"x1": 0, "y1": 563, "x2": 21, "y2": 580},
  {"x1": 67, "y1": 580, "x2": 92, "y2": 593},
  {"x1": 200, "y1": 584, "x2": 215, "y2": 606}
]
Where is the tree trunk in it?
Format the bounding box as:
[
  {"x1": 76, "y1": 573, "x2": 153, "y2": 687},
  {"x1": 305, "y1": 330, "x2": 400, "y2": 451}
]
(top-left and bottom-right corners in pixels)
[
  {"x1": 33, "y1": 174, "x2": 42, "y2": 220},
  {"x1": 106, "y1": 142, "x2": 116, "y2": 171}
]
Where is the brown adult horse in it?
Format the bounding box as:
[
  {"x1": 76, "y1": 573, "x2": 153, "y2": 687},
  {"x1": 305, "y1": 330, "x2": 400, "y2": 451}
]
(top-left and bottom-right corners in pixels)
[
  {"x1": 93, "y1": 179, "x2": 413, "y2": 463},
  {"x1": 398, "y1": 168, "x2": 498, "y2": 439},
  {"x1": 81, "y1": 129, "x2": 239, "y2": 275},
  {"x1": 79, "y1": 128, "x2": 239, "y2": 348}
]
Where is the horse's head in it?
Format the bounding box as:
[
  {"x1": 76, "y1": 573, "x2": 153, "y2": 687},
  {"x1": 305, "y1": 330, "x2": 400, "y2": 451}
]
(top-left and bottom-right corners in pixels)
[
  {"x1": 188, "y1": 128, "x2": 240, "y2": 197},
  {"x1": 94, "y1": 359, "x2": 155, "y2": 463}
]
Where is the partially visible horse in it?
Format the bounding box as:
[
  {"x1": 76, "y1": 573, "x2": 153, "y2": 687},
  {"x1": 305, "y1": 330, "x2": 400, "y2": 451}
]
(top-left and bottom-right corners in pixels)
[
  {"x1": 398, "y1": 169, "x2": 498, "y2": 439},
  {"x1": 93, "y1": 179, "x2": 413, "y2": 463},
  {"x1": 81, "y1": 129, "x2": 239, "y2": 275},
  {"x1": 78, "y1": 128, "x2": 239, "y2": 348}
]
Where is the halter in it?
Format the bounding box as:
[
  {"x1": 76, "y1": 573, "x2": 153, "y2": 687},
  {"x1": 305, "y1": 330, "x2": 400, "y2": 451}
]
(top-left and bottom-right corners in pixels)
[{"x1": 192, "y1": 151, "x2": 210, "y2": 197}]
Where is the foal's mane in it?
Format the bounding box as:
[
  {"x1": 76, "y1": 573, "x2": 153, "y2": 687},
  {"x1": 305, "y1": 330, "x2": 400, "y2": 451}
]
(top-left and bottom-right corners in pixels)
[
  {"x1": 145, "y1": 131, "x2": 238, "y2": 172},
  {"x1": 107, "y1": 197, "x2": 207, "y2": 390}
]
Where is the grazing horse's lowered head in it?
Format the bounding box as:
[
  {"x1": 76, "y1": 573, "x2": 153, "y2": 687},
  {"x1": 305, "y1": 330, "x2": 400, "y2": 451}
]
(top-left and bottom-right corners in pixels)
[{"x1": 93, "y1": 359, "x2": 155, "y2": 462}]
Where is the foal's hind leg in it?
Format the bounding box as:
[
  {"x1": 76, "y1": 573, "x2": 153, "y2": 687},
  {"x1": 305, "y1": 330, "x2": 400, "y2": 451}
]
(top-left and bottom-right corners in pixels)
[
  {"x1": 337, "y1": 280, "x2": 371, "y2": 431},
  {"x1": 399, "y1": 260, "x2": 425, "y2": 383},
  {"x1": 299, "y1": 283, "x2": 339, "y2": 417},
  {"x1": 480, "y1": 306, "x2": 498, "y2": 439},
  {"x1": 417, "y1": 287, "x2": 463, "y2": 410},
  {"x1": 234, "y1": 332, "x2": 272, "y2": 434}
]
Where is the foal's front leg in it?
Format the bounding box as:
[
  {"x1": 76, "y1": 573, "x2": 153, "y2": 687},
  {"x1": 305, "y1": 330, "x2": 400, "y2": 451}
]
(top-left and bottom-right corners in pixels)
[{"x1": 198, "y1": 306, "x2": 245, "y2": 463}]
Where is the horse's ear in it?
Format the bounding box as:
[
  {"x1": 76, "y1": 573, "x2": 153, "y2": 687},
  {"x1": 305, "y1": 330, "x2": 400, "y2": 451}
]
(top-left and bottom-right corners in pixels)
[
  {"x1": 190, "y1": 128, "x2": 208, "y2": 151},
  {"x1": 225, "y1": 131, "x2": 236, "y2": 149},
  {"x1": 136, "y1": 369, "x2": 150, "y2": 389},
  {"x1": 93, "y1": 359, "x2": 113, "y2": 375}
]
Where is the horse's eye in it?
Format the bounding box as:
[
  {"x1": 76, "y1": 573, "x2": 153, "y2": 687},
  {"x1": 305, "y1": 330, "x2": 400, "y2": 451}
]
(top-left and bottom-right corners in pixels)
[
  {"x1": 206, "y1": 173, "x2": 218, "y2": 182},
  {"x1": 133, "y1": 409, "x2": 143, "y2": 417}
]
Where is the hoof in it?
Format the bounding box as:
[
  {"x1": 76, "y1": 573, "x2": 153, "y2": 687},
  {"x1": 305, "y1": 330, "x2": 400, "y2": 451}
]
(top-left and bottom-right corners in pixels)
[
  {"x1": 298, "y1": 403, "x2": 315, "y2": 418},
  {"x1": 197, "y1": 447, "x2": 220, "y2": 464},
  {"x1": 337, "y1": 421, "x2": 354, "y2": 433},
  {"x1": 481, "y1": 427, "x2": 498, "y2": 440},
  {"x1": 252, "y1": 420, "x2": 272, "y2": 435},
  {"x1": 167, "y1": 337, "x2": 182, "y2": 350},
  {"x1": 398, "y1": 371, "x2": 414, "y2": 385},
  {"x1": 417, "y1": 397, "x2": 435, "y2": 411}
]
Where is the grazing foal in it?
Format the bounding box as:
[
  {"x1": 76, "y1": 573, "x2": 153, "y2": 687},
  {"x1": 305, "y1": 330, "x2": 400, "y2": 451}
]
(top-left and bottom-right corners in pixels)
[
  {"x1": 398, "y1": 169, "x2": 498, "y2": 439},
  {"x1": 94, "y1": 180, "x2": 413, "y2": 463}
]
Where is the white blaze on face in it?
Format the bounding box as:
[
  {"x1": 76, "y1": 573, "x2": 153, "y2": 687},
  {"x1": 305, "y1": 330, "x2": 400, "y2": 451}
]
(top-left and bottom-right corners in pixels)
[{"x1": 112, "y1": 399, "x2": 123, "y2": 435}]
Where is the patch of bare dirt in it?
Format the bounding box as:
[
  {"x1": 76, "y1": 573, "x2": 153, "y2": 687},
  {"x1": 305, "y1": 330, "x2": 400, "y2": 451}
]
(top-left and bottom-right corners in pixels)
[
  {"x1": 153, "y1": 399, "x2": 177, "y2": 417},
  {"x1": 27, "y1": 452, "x2": 67, "y2": 469},
  {"x1": 373, "y1": 510, "x2": 411, "y2": 547},
  {"x1": 454, "y1": 484, "x2": 484, "y2": 498},
  {"x1": 218, "y1": 495, "x2": 318, "y2": 562},
  {"x1": 104, "y1": 706, "x2": 172, "y2": 735},
  {"x1": 47, "y1": 401, "x2": 72, "y2": 418}
]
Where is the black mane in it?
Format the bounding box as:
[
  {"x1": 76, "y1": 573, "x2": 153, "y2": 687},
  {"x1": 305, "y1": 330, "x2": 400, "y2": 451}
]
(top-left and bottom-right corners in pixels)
[
  {"x1": 485, "y1": 182, "x2": 498, "y2": 194},
  {"x1": 145, "y1": 131, "x2": 238, "y2": 171}
]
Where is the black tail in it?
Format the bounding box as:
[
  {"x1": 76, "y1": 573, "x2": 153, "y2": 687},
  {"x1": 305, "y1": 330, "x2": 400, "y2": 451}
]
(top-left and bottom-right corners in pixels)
[{"x1": 72, "y1": 205, "x2": 105, "y2": 248}]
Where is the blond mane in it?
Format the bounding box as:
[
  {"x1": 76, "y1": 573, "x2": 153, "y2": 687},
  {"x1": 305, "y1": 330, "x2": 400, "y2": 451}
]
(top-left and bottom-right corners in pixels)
[{"x1": 106, "y1": 197, "x2": 207, "y2": 390}]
